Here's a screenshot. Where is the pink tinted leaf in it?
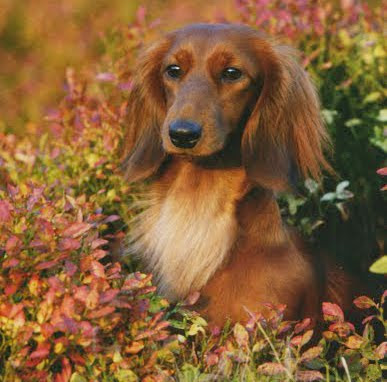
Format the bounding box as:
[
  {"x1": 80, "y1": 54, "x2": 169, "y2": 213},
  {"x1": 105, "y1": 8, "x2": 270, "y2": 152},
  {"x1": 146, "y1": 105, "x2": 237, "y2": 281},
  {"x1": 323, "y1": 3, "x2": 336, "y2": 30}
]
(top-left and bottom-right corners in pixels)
[
  {"x1": 125, "y1": 341, "x2": 144, "y2": 354},
  {"x1": 296, "y1": 371, "x2": 324, "y2": 381},
  {"x1": 64, "y1": 260, "x2": 77, "y2": 276},
  {"x1": 233, "y1": 323, "x2": 249, "y2": 347},
  {"x1": 54, "y1": 357, "x2": 72, "y2": 382},
  {"x1": 206, "y1": 352, "x2": 219, "y2": 366},
  {"x1": 136, "y1": 5, "x2": 146, "y2": 25},
  {"x1": 382, "y1": 290, "x2": 387, "y2": 305},
  {"x1": 91, "y1": 249, "x2": 107, "y2": 260},
  {"x1": 58, "y1": 238, "x2": 81, "y2": 251},
  {"x1": 95, "y1": 72, "x2": 116, "y2": 82},
  {"x1": 329, "y1": 322, "x2": 353, "y2": 337},
  {"x1": 30, "y1": 343, "x2": 50, "y2": 359},
  {"x1": 345, "y1": 335, "x2": 364, "y2": 349},
  {"x1": 74, "y1": 286, "x2": 89, "y2": 303},
  {"x1": 86, "y1": 287, "x2": 99, "y2": 309},
  {"x1": 257, "y1": 362, "x2": 286, "y2": 376},
  {"x1": 90, "y1": 260, "x2": 106, "y2": 278},
  {"x1": 301, "y1": 330, "x2": 314, "y2": 346},
  {"x1": 300, "y1": 346, "x2": 323, "y2": 363},
  {"x1": 99, "y1": 289, "x2": 119, "y2": 304},
  {"x1": 5, "y1": 235, "x2": 23, "y2": 255},
  {"x1": 0, "y1": 200, "x2": 12, "y2": 223},
  {"x1": 62, "y1": 222, "x2": 91, "y2": 238},
  {"x1": 376, "y1": 167, "x2": 387, "y2": 176},
  {"x1": 353, "y1": 296, "x2": 375, "y2": 309},
  {"x1": 294, "y1": 318, "x2": 312, "y2": 334},
  {"x1": 36, "y1": 259, "x2": 58, "y2": 270},
  {"x1": 375, "y1": 342, "x2": 387, "y2": 359},
  {"x1": 91, "y1": 238, "x2": 108, "y2": 250},
  {"x1": 322, "y1": 302, "x2": 344, "y2": 322},
  {"x1": 103, "y1": 215, "x2": 120, "y2": 224},
  {"x1": 87, "y1": 306, "x2": 115, "y2": 319},
  {"x1": 2, "y1": 258, "x2": 20, "y2": 269},
  {"x1": 362, "y1": 315, "x2": 376, "y2": 325}
]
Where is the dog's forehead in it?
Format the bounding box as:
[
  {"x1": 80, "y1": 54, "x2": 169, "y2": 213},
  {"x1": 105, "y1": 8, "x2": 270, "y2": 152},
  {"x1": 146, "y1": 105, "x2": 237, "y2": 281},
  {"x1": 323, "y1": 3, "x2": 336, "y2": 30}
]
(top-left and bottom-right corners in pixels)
[{"x1": 169, "y1": 24, "x2": 255, "y2": 56}]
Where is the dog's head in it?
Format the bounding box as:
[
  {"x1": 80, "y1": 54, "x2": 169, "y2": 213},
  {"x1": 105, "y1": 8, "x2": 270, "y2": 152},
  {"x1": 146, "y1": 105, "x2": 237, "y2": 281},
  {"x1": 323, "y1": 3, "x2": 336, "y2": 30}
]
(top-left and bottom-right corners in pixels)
[{"x1": 122, "y1": 23, "x2": 330, "y2": 190}]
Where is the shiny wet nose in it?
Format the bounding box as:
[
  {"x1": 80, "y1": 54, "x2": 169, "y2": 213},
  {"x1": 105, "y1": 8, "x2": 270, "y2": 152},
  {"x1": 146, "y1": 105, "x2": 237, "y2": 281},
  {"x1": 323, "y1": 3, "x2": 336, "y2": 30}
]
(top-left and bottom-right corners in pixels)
[{"x1": 169, "y1": 120, "x2": 202, "y2": 149}]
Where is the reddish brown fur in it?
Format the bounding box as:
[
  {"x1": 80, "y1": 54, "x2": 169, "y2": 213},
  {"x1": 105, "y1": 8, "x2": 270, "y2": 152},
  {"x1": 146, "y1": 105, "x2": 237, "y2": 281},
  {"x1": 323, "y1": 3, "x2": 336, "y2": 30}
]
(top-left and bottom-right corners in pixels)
[{"x1": 122, "y1": 24, "x2": 354, "y2": 326}]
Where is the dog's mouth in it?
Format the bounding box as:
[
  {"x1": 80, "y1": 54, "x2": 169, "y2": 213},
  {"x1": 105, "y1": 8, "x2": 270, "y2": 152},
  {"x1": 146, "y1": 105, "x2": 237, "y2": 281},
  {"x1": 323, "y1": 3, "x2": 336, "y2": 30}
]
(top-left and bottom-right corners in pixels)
[{"x1": 169, "y1": 132, "x2": 243, "y2": 169}]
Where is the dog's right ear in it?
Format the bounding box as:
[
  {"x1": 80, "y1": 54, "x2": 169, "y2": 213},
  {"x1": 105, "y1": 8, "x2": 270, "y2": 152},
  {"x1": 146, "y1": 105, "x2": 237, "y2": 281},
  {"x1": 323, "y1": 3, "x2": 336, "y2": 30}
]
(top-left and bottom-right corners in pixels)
[{"x1": 121, "y1": 37, "x2": 173, "y2": 182}]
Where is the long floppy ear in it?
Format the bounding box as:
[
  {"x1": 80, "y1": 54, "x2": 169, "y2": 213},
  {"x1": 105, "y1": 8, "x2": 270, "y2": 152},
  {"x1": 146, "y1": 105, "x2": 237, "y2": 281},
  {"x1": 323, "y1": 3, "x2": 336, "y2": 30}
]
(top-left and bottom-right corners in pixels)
[
  {"x1": 121, "y1": 36, "x2": 173, "y2": 182},
  {"x1": 242, "y1": 40, "x2": 331, "y2": 191}
]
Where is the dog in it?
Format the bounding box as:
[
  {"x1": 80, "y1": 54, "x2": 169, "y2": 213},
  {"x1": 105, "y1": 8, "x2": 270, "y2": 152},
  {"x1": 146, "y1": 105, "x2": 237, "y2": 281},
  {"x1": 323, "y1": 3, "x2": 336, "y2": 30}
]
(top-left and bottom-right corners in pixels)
[{"x1": 122, "y1": 23, "x2": 355, "y2": 326}]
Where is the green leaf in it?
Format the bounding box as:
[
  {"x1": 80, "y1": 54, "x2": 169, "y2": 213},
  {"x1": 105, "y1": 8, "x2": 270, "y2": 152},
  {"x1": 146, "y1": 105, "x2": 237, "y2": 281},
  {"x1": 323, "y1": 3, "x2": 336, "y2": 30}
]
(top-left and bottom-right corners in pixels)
[
  {"x1": 114, "y1": 369, "x2": 138, "y2": 382},
  {"x1": 320, "y1": 192, "x2": 336, "y2": 202},
  {"x1": 377, "y1": 109, "x2": 387, "y2": 122},
  {"x1": 70, "y1": 373, "x2": 87, "y2": 382},
  {"x1": 369, "y1": 256, "x2": 387, "y2": 274}
]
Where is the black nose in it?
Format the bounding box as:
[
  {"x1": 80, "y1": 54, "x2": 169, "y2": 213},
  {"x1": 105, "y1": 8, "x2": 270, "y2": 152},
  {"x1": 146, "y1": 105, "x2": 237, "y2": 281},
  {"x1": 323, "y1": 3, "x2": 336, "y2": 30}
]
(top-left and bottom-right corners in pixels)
[{"x1": 169, "y1": 120, "x2": 202, "y2": 149}]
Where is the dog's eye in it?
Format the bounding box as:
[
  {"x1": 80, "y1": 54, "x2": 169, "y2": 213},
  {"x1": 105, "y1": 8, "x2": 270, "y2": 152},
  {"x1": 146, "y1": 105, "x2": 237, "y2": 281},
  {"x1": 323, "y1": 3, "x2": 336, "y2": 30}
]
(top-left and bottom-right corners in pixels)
[
  {"x1": 221, "y1": 67, "x2": 243, "y2": 82},
  {"x1": 165, "y1": 64, "x2": 183, "y2": 79}
]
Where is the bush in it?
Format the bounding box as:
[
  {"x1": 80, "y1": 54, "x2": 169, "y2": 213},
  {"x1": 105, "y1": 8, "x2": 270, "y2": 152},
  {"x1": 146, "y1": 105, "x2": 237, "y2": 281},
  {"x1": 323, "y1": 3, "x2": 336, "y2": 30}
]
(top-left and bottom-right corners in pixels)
[{"x1": 0, "y1": 1, "x2": 385, "y2": 380}]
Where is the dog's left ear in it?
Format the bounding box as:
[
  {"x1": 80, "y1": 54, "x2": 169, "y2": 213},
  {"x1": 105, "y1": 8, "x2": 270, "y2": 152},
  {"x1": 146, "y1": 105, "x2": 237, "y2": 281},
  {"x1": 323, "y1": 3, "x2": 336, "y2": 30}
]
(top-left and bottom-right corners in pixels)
[
  {"x1": 121, "y1": 37, "x2": 173, "y2": 182},
  {"x1": 242, "y1": 41, "x2": 331, "y2": 191}
]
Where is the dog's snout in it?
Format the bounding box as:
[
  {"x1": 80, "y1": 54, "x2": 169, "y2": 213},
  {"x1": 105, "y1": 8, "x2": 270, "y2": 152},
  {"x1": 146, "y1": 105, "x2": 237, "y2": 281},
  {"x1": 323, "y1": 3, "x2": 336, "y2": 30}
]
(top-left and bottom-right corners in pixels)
[{"x1": 169, "y1": 120, "x2": 202, "y2": 149}]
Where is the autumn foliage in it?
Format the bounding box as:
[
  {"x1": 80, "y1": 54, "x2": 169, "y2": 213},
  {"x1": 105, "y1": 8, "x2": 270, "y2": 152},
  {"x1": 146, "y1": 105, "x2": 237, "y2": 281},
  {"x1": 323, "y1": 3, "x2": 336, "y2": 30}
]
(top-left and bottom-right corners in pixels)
[{"x1": 0, "y1": 1, "x2": 385, "y2": 381}]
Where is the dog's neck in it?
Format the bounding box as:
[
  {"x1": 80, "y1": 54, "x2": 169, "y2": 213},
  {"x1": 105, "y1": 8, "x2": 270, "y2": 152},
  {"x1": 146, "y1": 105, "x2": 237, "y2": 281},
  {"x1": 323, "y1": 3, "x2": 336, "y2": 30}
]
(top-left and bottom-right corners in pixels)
[{"x1": 128, "y1": 158, "x2": 286, "y2": 301}]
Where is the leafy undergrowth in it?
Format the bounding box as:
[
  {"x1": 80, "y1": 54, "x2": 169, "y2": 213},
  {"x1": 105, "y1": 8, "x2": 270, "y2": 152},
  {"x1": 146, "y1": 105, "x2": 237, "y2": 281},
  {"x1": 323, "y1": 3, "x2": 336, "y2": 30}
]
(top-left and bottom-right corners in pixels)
[{"x1": 0, "y1": 1, "x2": 386, "y2": 381}]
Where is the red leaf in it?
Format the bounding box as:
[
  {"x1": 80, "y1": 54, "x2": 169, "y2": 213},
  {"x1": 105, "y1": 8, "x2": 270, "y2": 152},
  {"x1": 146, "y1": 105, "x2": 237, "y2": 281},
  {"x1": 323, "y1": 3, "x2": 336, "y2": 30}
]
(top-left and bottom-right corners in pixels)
[
  {"x1": 62, "y1": 222, "x2": 91, "y2": 238},
  {"x1": 36, "y1": 259, "x2": 58, "y2": 270},
  {"x1": 87, "y1": 306, "x2": 115, "y2": 319},
  {"x1": 5, "y1": 235, "x2": 22, "y2": 255},
  {"x1": 294, "y1": 318, "x2": 311, "y2": 334},
  {"x1": 30, "y1": 343, "x2": 50, "y2": 359},
  {"x1": 99, "y1": 289, "x2": 120, "y2": 304},
  {"x1": 61, "y1": 296, "x2": 75, "y2": 317},
  {"x1": 353, "y1": 296, "x2": 375, "y2": 309},
  {"x1": 54, "y1": 357, "x2": 72, "y2": 382},
  {"x1": 0, "y1": 200, "x2": 12, "y2": 223},
  {"x1": 58, "y1": 238, "x2": 81, "y2": 251},
  {"x1": 74, "y1": 286, "x2": 89, "y2": 303},
  {"x1": 2, "y1": 258, "x2": 19, "y2": 269},
  {"x1": 322, "y1": 302, "x2": 344, "y2": 322}
]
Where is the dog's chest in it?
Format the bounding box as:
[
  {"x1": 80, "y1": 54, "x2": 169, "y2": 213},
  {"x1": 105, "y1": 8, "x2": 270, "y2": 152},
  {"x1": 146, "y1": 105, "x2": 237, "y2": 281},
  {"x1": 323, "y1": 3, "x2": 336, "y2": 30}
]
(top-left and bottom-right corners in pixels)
[{"x1": 129, "y1": 166, "x2": 246, "y2": 300}]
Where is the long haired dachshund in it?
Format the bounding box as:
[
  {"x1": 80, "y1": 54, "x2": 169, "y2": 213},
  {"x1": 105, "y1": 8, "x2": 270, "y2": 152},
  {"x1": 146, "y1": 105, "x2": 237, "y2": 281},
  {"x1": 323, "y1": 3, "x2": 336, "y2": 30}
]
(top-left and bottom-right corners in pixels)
[{"x1": 122, "y1": 24, "x2": 355, "y2": 326}]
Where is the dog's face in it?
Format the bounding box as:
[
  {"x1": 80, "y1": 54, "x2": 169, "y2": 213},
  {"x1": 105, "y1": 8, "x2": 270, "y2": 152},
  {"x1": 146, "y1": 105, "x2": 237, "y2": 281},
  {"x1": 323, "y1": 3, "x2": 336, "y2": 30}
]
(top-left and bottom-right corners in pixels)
[
  {"x1": 160, "y1": 26, "x2": 260, "y2": 156},
  {"x1": 123, "y1": 24, "x2": 330, "y2": 190}
]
